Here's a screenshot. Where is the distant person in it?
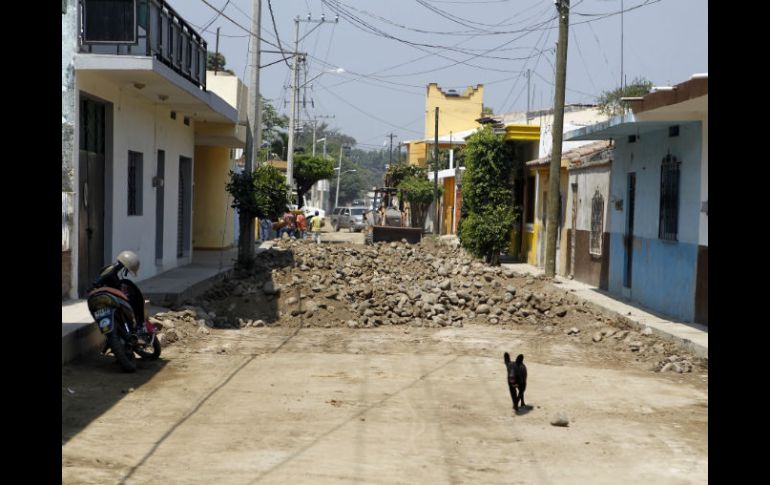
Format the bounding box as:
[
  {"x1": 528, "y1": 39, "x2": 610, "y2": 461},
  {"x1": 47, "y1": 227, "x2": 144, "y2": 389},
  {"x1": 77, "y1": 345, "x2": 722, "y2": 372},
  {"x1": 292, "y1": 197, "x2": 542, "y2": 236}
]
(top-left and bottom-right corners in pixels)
[
  {"x1": 296, "y1": 212, "x2": 307, "y2": 240},
  {"x1": 280, "y1": 211, "x2": 295, "y2": 239},
  {"x1": 259, "y1": 217, "x2": 272, "y2": 242},
  {"x1": 310, "y1": 210, "x2": 323, "y2": 244}
]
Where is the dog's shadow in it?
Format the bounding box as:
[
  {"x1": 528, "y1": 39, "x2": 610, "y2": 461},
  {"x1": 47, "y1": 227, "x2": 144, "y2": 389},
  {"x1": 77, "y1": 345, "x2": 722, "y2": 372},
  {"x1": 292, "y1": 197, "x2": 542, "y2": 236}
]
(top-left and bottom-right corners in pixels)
[{"x1": 514, "y1": 405, "x2": 534, "y2": 416}]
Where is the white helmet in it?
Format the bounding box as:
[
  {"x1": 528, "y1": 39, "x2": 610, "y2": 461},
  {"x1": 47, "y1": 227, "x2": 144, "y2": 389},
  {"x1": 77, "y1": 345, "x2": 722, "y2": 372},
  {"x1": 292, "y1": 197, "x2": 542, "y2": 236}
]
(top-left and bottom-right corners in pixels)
[{"x1": 117, "y1": 250, "x2": 140, "y2": 275}]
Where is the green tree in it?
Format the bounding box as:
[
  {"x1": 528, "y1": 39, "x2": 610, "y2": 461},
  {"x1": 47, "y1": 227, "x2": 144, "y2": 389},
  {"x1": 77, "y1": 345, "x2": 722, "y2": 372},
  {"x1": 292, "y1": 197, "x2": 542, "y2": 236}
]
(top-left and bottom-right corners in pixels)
[
  {"x1": 596, "y1": 77, "x2": 653, "y2": 117},
  {"x1": 385, "y1": 162, "x2": 422, "y2": 188},
  {"x1": 206, "y1": 51, "x2": 234, "y2": 75},
  {"x1": 226, "y1": 165, "x2": 289, "y2": 265},
  {"x1": 458, "y1": 126, "x2": 517, "y2": 264},
  {"x1": 293, "y1": 154, "x2": 335, "y2": 206},
  {"x1": 398, "y1": 174, "x2": 441, "y2": 228}
]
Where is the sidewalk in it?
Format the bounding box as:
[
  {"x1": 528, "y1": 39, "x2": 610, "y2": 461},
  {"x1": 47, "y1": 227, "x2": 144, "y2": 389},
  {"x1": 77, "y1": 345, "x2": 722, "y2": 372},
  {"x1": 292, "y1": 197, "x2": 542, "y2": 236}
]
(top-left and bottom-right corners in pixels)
[
  {"x1": 62, "y1": 247, "x2": 239, "y2": 365},
  {"x1": 502, "y1": 263, "x2": 708, "y2": 359}
]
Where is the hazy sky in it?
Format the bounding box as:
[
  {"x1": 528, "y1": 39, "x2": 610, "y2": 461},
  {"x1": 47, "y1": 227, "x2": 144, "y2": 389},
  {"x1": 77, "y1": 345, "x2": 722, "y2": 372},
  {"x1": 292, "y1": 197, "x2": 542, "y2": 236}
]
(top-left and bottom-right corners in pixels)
[{"x1": 178, "y1": 0, "x2": 707, "y2": 150}]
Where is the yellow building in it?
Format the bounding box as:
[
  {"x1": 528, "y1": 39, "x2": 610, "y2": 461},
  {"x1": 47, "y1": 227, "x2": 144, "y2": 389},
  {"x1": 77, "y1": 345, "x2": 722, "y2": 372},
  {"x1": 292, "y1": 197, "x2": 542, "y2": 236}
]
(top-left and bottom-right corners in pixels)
[
  {"x1": 192, "y1": 72, "x2": 248, "y2": 249},
  {"x1": 405, "y1": 83, "x2": 484, "y2": 169}
]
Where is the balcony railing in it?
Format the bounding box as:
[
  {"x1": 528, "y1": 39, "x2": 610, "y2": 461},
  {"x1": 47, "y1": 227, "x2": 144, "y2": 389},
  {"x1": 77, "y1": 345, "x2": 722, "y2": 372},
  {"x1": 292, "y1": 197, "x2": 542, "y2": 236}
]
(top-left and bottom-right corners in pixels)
[{"x1": 78, "y1": 0, "x2": 207, "y2": 90}]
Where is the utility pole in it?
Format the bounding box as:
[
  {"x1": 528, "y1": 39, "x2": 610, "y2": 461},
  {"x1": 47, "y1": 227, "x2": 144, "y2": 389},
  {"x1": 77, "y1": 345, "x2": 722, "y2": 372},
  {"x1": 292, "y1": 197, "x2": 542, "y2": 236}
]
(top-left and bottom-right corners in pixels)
[
  {"x1": 526, "y1": 69, "x2": 531, "y2": 123},
  {"x1": 238, "y1": 0, "x2": 262, "y2": 266},
  {"x1": 621, "y1": 0, "x2": 624, "y2": 91},
  {"x1": 285, "y1": 16, "x2": 301, "y2": 190},
  {"x1": 286, "y1": 14, "x2": 338, "y2": 191},
  {"x1": 335, "y1": 145, "x2": 348, "y2": 209},
  {"x1": 545, "y1": 0, "x2": 570, "y2": 278},
  {"x1": 214, "y1": 27, "x2": 220, "y2": 75},
  {"x1": 434, "y1": 107, "x2": 440, "y2": 235},
  {"x1": 387, "y1": 133, "x2": 397, "y2": 165}
]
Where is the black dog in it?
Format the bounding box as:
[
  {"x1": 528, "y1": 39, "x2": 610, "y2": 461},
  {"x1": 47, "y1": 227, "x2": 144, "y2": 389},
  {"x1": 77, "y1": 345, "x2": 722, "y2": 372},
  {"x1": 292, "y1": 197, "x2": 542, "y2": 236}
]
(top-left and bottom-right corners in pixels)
[{"x1": 504, "y1": 352, "x2": 527, "y2": 412}]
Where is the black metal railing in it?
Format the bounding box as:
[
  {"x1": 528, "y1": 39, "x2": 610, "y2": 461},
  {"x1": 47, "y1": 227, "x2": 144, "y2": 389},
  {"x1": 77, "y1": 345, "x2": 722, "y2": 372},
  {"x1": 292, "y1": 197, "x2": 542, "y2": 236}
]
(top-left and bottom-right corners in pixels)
[{"x1": 78, "y1": 0, "x2": 207, "y2": 90}]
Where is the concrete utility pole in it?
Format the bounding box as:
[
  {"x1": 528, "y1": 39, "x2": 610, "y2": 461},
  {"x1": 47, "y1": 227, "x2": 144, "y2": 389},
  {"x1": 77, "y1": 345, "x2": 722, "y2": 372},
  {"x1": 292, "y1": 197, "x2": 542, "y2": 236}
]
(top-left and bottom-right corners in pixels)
[
  {"x1": 286, "y1": 14, "x2": 338, "y2": 190},
  {"x1": 545, "y1": 0, "x2": 570, "y2": 278},
  {"x1": 434, "y1": 107, "x2": 440, "y2": 235},
  {"x1": 387, "y1": 133, "x2": 398, "y2": 165},
  {"x1": 335, "y1": 145, "x2": 350, "y2": 209},
  {"x1": 239, "y1": 0, "x2": 262, "y2": 265},
  {"x1": 285, "y1": 16, "x2": 301, "y2": 190}
]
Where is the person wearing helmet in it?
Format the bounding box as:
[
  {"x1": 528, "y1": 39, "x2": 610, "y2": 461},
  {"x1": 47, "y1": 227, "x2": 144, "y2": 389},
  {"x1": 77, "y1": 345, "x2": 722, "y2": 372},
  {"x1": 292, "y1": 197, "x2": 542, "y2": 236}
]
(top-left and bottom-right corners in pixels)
[
  {"x1": 89, "y1": 250, "x2": 143, "y2": 331},
  {"x1": 89, "y1": 250, "x2": 140, "y2": 293}
]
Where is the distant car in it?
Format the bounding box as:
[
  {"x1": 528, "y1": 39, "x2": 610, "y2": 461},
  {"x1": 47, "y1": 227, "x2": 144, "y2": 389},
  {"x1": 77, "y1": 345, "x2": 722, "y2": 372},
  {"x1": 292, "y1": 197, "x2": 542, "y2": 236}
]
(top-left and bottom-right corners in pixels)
[{"x1": 330, "y1": 206, "x2": 368, "y2": 232}]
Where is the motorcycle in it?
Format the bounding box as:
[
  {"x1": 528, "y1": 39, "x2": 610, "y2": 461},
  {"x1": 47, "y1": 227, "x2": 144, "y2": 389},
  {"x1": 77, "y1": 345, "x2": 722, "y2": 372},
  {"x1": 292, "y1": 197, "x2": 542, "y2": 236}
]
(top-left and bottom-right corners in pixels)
[{"x1": 86, "y1": 252, "x2": 161, "y2": 372}]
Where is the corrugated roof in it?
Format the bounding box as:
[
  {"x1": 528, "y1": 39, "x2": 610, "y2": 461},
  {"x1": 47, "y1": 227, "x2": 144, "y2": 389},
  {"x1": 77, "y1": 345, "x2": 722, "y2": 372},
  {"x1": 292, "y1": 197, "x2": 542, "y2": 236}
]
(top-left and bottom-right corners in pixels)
[{"x1": 526, "y1": 140, "x2": 612, "y2": 167}]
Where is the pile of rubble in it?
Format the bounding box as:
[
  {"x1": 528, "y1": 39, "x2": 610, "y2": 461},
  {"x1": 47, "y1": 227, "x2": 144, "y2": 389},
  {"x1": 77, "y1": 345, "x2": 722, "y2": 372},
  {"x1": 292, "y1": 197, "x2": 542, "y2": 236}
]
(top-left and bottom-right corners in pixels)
[{"x1": 152, "y1": 240, "x2": 704, "y2": 372}]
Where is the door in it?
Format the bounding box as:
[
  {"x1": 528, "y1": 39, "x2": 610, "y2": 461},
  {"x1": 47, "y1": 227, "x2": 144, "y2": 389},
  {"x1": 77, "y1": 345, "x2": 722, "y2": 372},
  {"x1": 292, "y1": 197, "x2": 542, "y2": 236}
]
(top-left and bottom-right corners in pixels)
[
  {"x1": 570, "y1": 183, "x2": 578, "y2": 277},
  {"x1": 623, "y1": 173, "x2": 636, "y2": 289},
  {"x1": 155, "y1": 150, "x2": 165, "y2": 265},
  {"x1": 177, "y1": 157, "x2": 192, "y2": 258},
  {"x1": 343, "y1": 208, "x2": 351, "y2": 228},
  {"x1": 77, "y1": 98, "x2": 106, "y2": 296}
]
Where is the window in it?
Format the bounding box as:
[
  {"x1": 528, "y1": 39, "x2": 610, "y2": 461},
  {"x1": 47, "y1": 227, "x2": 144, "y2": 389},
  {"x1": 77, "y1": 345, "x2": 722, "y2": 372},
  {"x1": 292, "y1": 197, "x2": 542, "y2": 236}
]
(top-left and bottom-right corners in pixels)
[
  {"x1": 590, "y1": 191, "x2": 604, "y2": 255},
  {"x1": 128, "y1": 151, "x2": 143, "y2": 215},
  {"x1": 525, "y1": 176, "x2": 535, "y2": 224},
  {"x1": 83, "y1": 0, "x2": 136, "y2": 43},
  {"x1": 658, "y1": 154, "x2": 681, "y2": 241}
]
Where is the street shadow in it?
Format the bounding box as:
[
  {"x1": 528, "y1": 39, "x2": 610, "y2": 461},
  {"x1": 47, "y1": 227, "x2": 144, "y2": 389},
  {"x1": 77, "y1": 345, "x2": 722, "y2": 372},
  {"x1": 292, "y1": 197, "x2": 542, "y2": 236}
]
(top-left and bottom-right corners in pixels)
[
  {"x1": 200, "y1": 247, "x2": 295, "y2": 326},
  {"x1": 62, "y1": 353, "x2": 168, "y2": 445},
  {"x1": 515, "y1": 404, "x2": 534, "y2": 416},
  {"x1": 584, "y1": 287, "x2": 708, "y2": 334}
]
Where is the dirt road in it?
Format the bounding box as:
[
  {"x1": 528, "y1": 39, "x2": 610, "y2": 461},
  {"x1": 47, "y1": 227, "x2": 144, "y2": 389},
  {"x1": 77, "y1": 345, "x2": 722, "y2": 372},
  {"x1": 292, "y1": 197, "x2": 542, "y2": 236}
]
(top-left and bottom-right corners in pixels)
[{"x1": 62, "y1": 322, "x2": 707, "y2": 484}]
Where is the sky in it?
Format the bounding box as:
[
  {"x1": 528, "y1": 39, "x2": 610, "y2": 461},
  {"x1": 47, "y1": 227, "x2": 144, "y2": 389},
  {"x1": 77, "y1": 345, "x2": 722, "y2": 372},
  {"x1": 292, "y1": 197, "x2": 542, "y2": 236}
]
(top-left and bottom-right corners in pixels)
[{"x1": 177, "y1": 0, "x2": 708, "y2": 151}]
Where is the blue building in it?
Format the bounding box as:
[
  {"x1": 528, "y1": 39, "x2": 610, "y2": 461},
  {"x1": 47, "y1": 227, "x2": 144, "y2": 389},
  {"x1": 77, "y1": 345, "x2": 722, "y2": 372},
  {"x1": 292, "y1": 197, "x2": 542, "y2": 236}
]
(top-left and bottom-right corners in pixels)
[{"x1": 565, "y1": 74, "x2": 708, "y2": 325}]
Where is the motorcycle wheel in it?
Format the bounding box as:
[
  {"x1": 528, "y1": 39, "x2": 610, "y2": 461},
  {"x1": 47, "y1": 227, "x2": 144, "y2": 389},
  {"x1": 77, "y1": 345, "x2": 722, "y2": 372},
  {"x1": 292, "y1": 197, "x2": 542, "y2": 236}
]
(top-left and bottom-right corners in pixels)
[
  {"x1": 109, "y1": 331, "x2": 137, "y2": 373},
  {"x1": 135, "y1": 337, "x2": 162, "y2": 360}
]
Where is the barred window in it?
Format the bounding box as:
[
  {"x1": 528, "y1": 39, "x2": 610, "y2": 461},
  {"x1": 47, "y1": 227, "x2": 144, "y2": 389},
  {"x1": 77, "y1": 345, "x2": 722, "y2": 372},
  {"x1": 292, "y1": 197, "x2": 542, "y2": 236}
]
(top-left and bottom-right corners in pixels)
[
  {"x1": 659, "y1": 154, "x2": 680, "y2": 241},
  {"x1": 128, "y1": 151, "x2": 143, "y2": 216},
  {"x1": 590, "y1": 191, "x2": 604, "y2": 255}
]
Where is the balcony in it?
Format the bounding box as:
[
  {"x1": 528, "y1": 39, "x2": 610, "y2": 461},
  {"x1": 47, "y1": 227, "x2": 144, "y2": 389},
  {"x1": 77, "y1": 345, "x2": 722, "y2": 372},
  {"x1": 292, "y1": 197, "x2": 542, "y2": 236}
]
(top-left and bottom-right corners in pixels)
[{"x1": 78, "y1": 0, "x2": 206, "y2": 90}]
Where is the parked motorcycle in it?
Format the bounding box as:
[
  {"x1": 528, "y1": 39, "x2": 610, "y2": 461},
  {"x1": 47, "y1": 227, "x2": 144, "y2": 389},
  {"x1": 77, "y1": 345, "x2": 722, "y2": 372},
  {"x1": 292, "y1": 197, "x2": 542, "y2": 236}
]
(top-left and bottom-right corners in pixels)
[{"x1": 86, "y1": 251, "x2": 161, "y2": 372}]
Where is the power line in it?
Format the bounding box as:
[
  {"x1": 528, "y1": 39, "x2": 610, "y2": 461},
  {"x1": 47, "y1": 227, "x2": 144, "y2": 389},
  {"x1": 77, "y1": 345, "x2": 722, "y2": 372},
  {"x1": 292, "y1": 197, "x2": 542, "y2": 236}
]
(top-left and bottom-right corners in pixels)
[
  {"x1": 198, "y1": 0, "x2": 281, "y2": 50},
  {"x1": 267, "y1": 0, "x2": 292, "y2": 67},
  {"x1": 201, "y1": 0, "x2": 231, "y2": 32}
]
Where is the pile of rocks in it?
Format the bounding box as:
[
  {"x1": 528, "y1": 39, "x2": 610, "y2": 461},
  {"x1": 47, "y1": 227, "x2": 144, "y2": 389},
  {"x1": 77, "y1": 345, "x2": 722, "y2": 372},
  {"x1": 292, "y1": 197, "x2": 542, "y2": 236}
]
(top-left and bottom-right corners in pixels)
[{"x1": 256, "y1": 240, "x2": 580, "y2": 329}]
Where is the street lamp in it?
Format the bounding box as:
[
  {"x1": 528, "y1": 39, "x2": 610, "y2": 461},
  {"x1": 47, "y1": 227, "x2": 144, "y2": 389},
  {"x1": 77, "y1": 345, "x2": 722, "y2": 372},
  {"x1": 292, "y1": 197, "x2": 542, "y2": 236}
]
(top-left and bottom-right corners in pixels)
[{"x1": 335, "y1": 161, "x2": 356, "y2": 209}]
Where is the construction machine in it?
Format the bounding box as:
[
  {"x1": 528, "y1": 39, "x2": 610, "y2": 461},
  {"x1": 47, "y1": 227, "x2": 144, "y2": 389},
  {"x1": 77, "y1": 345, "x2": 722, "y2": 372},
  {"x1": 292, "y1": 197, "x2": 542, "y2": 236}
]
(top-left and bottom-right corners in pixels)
[{"x1": 364, "y1": 187, "x2": 423, "y2": 244}]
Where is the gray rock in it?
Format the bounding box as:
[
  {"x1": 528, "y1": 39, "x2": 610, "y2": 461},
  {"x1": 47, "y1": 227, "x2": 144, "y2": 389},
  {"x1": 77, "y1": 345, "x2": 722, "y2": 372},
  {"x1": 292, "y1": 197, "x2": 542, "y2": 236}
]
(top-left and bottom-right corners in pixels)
[
  {"x1": 263, "y1": 282, "x2": 280, "y2": 295},
  {"x1": 592, "y1": 332, "x2": 603, "y2": 342},
  {"x1": 642, "y1": 327, "x2": 653, "y2": 336},
  {"x1": 555, "y1": 308, "x2": 567, "y2": 317},
  {"x1": 568, "y1": 327, "x2": 580, "y2": 335},
  {"x1": 286, "y1": 296, "x2": 298, "y2": 305},
  {"x1": 476, "y1": 304, "x2": 491, "y2": 314},
  {"x1": 347, "y1": 320, "x2": 358, "y2": 328},
  {"x1": 438, "y1": 280, "x2": 451, "y2": 290},
  {"x1": 503, "y1": 292, "x2": 514, "y2": 303},
  {"x1": 550, "y1": 413, "x2": 569, "y2": 427}
]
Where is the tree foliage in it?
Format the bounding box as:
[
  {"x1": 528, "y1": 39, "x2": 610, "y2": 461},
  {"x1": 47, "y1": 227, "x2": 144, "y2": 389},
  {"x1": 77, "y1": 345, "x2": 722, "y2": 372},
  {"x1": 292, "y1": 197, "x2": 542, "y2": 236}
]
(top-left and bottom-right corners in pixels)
[
  {"x1": 226, "y1": 165, "x2": 289, "y2": 221},
  {"x1": 398, "y1": 174, "x2": 441, "y2": 228},
  {"x1": 293, "y1": 154, "x2": 335, "y2": 206},
  {"x1": 458, "y1": 126, "x2": 517, "y2": 264},
  {"x1": 596, "y1": 77, "x2": 653, "y2": 117},
  {"x1": 206, "y1": 51, "x2": 234, "y2": 75}
]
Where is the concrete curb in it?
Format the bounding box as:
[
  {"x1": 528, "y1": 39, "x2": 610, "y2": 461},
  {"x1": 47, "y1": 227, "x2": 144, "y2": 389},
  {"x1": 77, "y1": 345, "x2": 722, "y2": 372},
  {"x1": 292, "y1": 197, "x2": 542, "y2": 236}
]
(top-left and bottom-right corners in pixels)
[
  {"x1": 61, "y1": 323, "x2": 104, "y2": 365},
  {"x1": 502, "y1": 263, "x2": 708, "y2": 360}
]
